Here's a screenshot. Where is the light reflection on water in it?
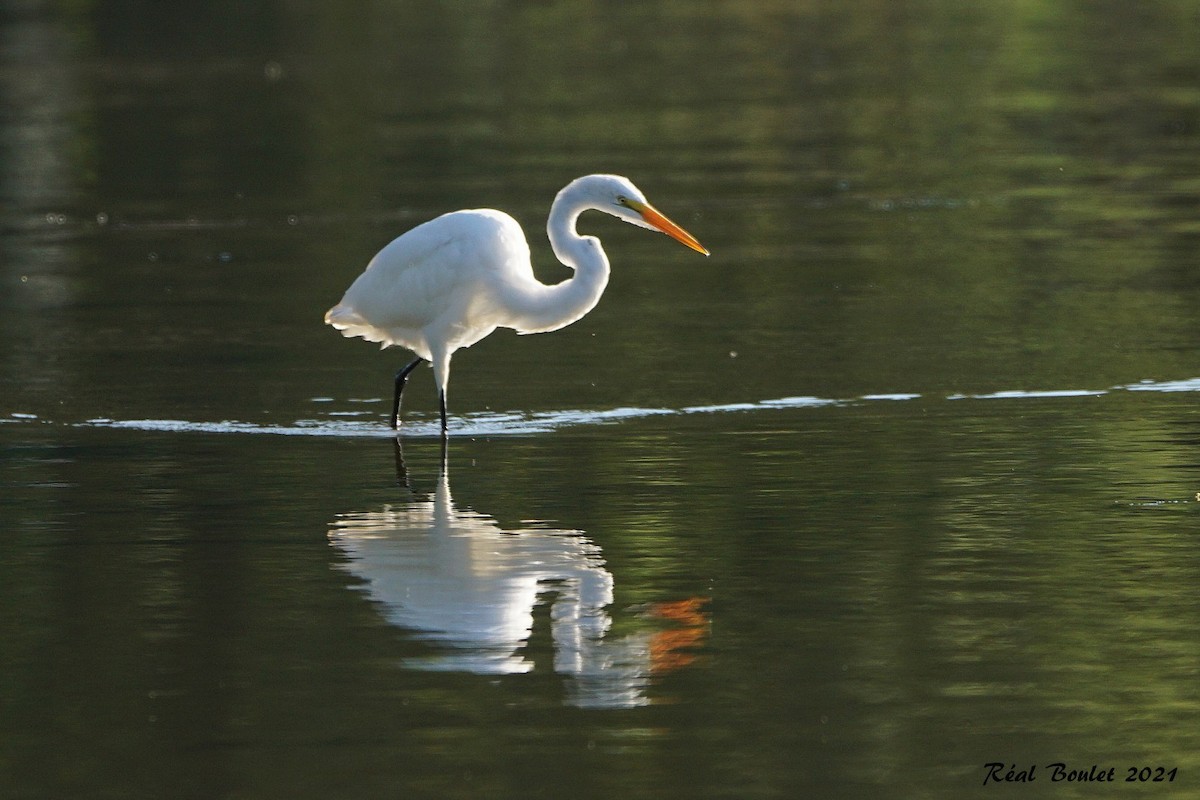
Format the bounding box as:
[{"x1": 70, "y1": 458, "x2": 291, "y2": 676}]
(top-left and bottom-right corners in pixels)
[
  {"x1": 328, "y1": 446, "x2": 709, "y2": 708},
  {"x1": 3, "y1": 0, "x2": 1200, "y2": 796},
  {"x1": 2, "y1": 390, "x2": 1199, "y2": 797},
  {"x1": 22, "y1": 374, "x2": 1197, "y2": 438}
]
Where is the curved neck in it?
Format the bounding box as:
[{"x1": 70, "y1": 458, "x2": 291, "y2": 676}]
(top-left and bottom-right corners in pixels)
[{"x1": 505, "y1": 183, "x2": 611, "y2": 334}]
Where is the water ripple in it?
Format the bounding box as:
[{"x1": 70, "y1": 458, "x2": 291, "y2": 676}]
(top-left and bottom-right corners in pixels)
[{"x1": 24, "y1": 376, "x2": 1192, "y2": 438}]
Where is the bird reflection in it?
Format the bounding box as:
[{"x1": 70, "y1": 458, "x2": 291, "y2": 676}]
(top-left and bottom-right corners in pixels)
[{"x1": 328, "y1": 442, "x2": 708, "y2": 708}]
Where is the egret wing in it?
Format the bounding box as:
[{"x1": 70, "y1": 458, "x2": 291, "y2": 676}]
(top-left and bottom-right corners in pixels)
[{"x1": 325, "y1": 209, "x2": 529, "y2": 353}]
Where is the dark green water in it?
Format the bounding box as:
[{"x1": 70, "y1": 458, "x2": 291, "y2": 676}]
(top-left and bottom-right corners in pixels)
[{"x1": 3, "y1": 2, "x2": 1200, "y2": 798}]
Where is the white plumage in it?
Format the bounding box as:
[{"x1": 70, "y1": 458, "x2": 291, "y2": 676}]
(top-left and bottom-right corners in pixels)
[{"x1": 325, "y1": 174, "x2": 708, "y2": 433}]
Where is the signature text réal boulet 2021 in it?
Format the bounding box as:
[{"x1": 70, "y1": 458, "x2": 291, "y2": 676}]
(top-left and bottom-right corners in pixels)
[{"x1": 983, "y1": 763, "x2": 1178, "y2": 786}]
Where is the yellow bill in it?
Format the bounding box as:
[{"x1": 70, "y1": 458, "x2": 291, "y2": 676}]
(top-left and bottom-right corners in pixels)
[{"x1": 627, "y1": 199, "x2": 710, "y2": 256}]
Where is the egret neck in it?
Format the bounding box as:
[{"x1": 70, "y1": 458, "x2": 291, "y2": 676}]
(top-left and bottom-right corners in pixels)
[{"x1": 505, "y1": 180, "x2": 612, "y2": 335}]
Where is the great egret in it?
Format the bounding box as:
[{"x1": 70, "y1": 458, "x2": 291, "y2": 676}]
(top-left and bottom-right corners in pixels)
[{"x1": 324, "y1": 174, "x2": 709, "y2": 433}]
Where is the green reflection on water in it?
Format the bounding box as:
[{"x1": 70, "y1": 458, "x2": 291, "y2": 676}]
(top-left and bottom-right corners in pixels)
[{"x1": 2, "y1": 0, "x2": 1200, "y2": 798}]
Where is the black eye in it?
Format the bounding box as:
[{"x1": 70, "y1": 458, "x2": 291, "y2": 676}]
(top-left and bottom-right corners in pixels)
[{"x1": 616, "y1": 195, "x2": 629, "y2": 206}]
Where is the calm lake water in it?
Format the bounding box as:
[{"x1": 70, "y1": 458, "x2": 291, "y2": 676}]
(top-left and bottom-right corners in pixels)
[{"x1": 3, "y1": 2, "x2": 1200, "y2": 798}]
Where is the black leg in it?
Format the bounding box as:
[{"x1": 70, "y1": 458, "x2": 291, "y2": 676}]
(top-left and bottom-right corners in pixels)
[
  {"x1": 391, "y1": 357, "x2": 425, "y2": 430},
  {"x1": 438, "y1": 390, "x2": 448, "y2": 436}
]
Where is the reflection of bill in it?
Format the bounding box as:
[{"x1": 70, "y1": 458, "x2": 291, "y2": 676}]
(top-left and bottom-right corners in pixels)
[
  {"x1": 329, "y1": 456, "x2": 708, "y2": 708},
  {"x1": 645, "y1": 597, "x2": 710, "y2": 674}
]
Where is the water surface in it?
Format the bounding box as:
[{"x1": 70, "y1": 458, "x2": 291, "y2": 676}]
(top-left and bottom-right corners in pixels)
[{"x1": 3, "y1": 2, "x2": 1200, "y2": 798}]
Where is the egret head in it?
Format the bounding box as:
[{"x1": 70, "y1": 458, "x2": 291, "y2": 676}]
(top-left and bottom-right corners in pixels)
[{"x1": 571, "y1": 174, "x2": 710, "y2": 256}]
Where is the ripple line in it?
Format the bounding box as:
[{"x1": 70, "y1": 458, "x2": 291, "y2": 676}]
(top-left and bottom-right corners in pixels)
[{"x1": 0, "y1": 376, "x2": 1191, "y2": 438}]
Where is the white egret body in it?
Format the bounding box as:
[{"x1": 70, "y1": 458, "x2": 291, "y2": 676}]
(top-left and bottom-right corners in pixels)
[{"x1": 324, "y1": 174, "x2": 708, "y2": 432}]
